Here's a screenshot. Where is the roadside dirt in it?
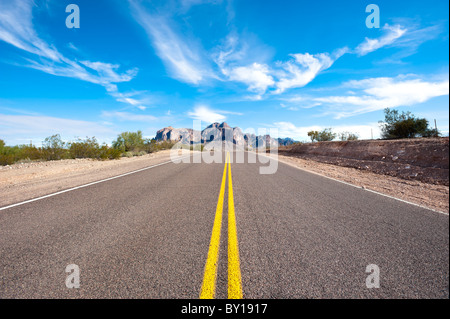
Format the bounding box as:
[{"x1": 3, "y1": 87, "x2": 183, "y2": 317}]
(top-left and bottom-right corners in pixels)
[{"x1": 281, "y1": 137, "x2": 449, "y2": 186}]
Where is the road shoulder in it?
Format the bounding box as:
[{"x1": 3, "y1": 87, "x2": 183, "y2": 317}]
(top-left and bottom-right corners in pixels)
[
  {"x1": 0, "y1": 151, "x2": 176, "y2": 207},
  {"x1": 270, "y1": 153, "x2": 449, "y2": 214}
]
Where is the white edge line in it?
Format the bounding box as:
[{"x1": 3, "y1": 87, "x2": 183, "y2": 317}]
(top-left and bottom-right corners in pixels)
[
  {"x1": 257, "y1": 152, "x2": 449, "y2": 216},
  {"x1": 0, "y1": 156, "x2": 191, "y2": 212}
]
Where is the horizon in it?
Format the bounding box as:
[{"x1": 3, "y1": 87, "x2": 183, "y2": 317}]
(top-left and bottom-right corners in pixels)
[{"x1": 0, "y1": 0, "x2": 449, "y2": 146}]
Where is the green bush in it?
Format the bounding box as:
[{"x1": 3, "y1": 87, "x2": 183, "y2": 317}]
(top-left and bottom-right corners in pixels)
[
  {"x1": 339, "y1": 131, "x2": 359, "y2": 141},
  {"x1": 112, "y1": 131, "x2": 145, "y2": 152},
  {"x1": 307, "y1": 128, "x2": 337, "y2": 142},
  {"x1": 69, "y1": 137, "x2": 101, "y2": 159},
  {"x1": 42, "y1": 134, "x2": 69, "y2": 160},
  {"x1": 122, "y1": 151, "x2": 133, "y2": 158},
  {"x1": 98, "y1": 145, "x2": 122, "y2": 160},
  {"x1": 0, "y1": 140, "x2": 44, "y2": 165},
  {"x1": 142, "y1": 139, "x2": 176, "y2": 153},
  {"x1": 0, "y1": 154, "x2": 14, "y2": 165},
  {"x1": 1, "y1": 132, "x2": 178, "y2": 166}
]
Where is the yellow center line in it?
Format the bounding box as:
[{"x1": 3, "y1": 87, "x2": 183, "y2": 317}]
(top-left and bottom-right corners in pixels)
[
  {"x1": 200, "y1": 152, "x2": 243, "y2": 299},
  {"x1": 199, "y1": 155, "x2": 228, "y2": 299},
  {"x1": 227, "y1": 152, "x2": 243, "y2": 299}
]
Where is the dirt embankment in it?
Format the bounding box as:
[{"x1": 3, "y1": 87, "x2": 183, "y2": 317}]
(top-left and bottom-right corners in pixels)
[{"x1": 280, "y1": 137, "x2": 449, "y2": 186}]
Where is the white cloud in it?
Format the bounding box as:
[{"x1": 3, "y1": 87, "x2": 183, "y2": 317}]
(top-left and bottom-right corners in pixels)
[
  {"x1": 274, "y1": 49, "x2": 348, "y2": 94},
  {"x1": 315, "y1": 75, "x2": 449, "y2": 118},
  {"x1": 225, "y1": 63, "x2": 275, "y2": 94},
  {"x1": 187, "y1": 105, "x2": 228, "y2": 123},
  {"x1": 355, "y1": 24, "x2": 407, "y2": 56},
  {"x1": 0, "y1": 113, "x2": 115, "y2": 145}
]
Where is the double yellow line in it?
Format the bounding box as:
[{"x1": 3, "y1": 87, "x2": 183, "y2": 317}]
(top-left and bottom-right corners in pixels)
[{"x1": 200, "y1": 152, "x2": 243, "y2": 299}]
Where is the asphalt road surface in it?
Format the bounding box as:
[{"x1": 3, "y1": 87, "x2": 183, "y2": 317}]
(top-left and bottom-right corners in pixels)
[{"x1": 0, "y1": 151, "x2": 448, "y2": 298}]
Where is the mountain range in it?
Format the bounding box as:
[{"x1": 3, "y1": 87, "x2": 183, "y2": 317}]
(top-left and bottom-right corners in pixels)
[{"x1": 155, "y1": 122, "x2": 296, "y2": 148}]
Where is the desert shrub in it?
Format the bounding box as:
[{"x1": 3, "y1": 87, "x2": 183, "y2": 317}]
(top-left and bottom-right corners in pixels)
[
  {"x1": 0, "y1": 154, "x2": 14, "y2": 165},
  {"x1": 18, "y1": 145, "x2": 43, "y2": 161},
  {"x1": 0, "y1": 140, "x2": 11, "y2": 165},
  {"x1": 142, "y1": 139, "x2": 177, "y2": 153},
  {"x1": 122, "y1": 151, "x2": 134, "y2": 158},
  {"x1": 98, "y1": 145, "x2": 122, "y2": 160},
  {"x1": 339, "y1": 131, "x2": 359, "y2": 141},
  {"x1": 69, "y1": 137, "x2": 101, "y2": 159},
  {"x1": 307, "y1": 128, "x2": 336, "y2": 142},
  {"x1": 0, "y1": 143, "x2": 19, "y2": 165},
  {"x1": 0, "y1": 140, "x2": 43, "y2": 164},
  {"x1": 112, "y1": 131, "x2": 145, "y2": 152},
  {"x1": 158, "y1": 140, "x2": 177, "y2": 150},
  {"x1": 42, "y1": 134, "x2": 69, "y2": 160},
  {"x1": 190, "y1": 144, "x2": 204, "y2": 151},
  {"x1": 69, "y1": 137, "x2": 124, "y2": 160},
  {"x1": 0, "y1": 135, "x2": 124, "y2": 165}
]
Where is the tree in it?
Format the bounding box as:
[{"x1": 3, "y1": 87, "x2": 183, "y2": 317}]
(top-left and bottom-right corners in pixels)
[
  {"x1": 112, "y1": 131, "x2": 145, "y2": 152},
  {"x1": 317, "y1": 128, "x2": 337, "y2": 141},
  {"x1": 42, "y1": 134, "x2": 67, "y2": 160},
  {"x1": 307, "y1": 128, "x2": 337, "y2": 142},
  {"x1": 379, "y1": 108, "x2": 439, "y2": 139},
  {"x1": 69, "y1": 137, "x2": 101, "y2": 159},
  {"x1": 307, "y1": 131, "x2": 319, "y2": 142}
]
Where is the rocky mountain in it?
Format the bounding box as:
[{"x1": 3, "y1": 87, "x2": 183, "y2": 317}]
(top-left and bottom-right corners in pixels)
[{"x1": 155, "y1": 122, "x2": 296, "y2": 148}]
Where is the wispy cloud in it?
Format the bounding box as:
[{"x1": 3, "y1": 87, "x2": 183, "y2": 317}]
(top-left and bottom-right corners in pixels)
[
  {"x1": 0, "y1": 0, "x2": 64, "y2": 62},
  {"x1": 0, "y1": 0, "x2": 140, "y2": 107},
  {"x1": 274, "y1": 48, "x2": 348, "y2": 94},
  {"x1": 101, "y1": 111, "x2": 158, "y2": 122},
  {"x1": 129, "y1": 0, "x2": 215, "y2": 85},
  {"x1": 179, "y1": 0, "x2": 223, "y2": 12},
  {"x1": 355, "y1": 24, "x2": 407, "y2": 56}
]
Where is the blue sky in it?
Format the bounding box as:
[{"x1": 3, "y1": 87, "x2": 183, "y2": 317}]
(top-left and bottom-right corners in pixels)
[{"x1": 0, "y1": 0, "x2": 448, "y2": 145}]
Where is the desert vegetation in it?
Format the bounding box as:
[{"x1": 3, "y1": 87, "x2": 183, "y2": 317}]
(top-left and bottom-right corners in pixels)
[
  {"x1": 379, "y1": 108, "x2": 440, "y2": 139},
  {"x1": 0, "y1": 132, "x2": 176, "y2": 166}
]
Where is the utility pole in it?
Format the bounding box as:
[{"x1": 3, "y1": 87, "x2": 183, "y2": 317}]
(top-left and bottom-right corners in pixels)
[{"x1": 434, "y1": 119, "x2": 438, "y2": 137}]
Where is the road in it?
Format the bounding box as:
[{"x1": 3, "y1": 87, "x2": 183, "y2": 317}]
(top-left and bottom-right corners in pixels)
[{"x1": 0, "y1": 151, "x2": 448, "y2": 298}]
